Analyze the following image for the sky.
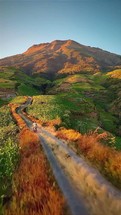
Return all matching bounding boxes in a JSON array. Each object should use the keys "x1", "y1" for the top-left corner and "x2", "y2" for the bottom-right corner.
[{"x1": 0, "y1": 0, "x2": 121, "y2": 58}]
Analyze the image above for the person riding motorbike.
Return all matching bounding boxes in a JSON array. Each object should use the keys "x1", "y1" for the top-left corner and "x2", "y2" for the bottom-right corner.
[{"x1": 32, "y1": 122, "x2": 37, "y2": 132}]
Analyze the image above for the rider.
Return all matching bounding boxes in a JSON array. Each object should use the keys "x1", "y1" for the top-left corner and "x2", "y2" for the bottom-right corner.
[{"x1": 32, "y1": 122, "x2": 37, "y2": 131}]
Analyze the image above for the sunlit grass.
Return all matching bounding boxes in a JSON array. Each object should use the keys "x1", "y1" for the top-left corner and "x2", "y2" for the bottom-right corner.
[
  {"x1": 56, "y1": 128, "x2": 121, "y2": 189},
  {"x1": 10, "y1": 96, "x2": 27, "y2": 105}
]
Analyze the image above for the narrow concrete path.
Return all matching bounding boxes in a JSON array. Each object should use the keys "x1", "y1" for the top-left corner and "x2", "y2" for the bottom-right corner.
[{"x1": 40, "y1": 135, "x2": 90, "y2": 215}]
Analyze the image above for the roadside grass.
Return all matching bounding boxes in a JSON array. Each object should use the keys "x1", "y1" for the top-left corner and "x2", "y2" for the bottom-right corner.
[
  {"x1": 0, "y1": 105, "x2": 19, "y2": 213},
  {"x1": 56, "y1": 128, "x2": 121, "y2": 189},
  {"x1": 0, "y1": 97, "x2": 30, "y2": 213}
]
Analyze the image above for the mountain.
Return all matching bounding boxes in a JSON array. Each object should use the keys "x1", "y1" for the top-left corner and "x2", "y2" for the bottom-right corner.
[
  {"x1": 0, "y1": 40, "x2": 121, "y2": 78},
  {"x1": 0, "y1": 40, "x2": 121, "y2": 141}
]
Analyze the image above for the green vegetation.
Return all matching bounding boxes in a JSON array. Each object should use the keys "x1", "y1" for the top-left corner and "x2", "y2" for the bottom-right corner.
[
  {"x1": 27, "y1": 70, "x2": 121, "y2": 150},
  {"x1": 27, "y1": 93, "x2": 97, "y2": 130},
  {"x1": 0, "y1": 65, "x2": 121, "y2": 209},
  {"x1": 0, "y1": 67, "x2": 121, "y2": 150},
  {"x1": 0, "y1": 78, "x2": 16, "y2": 89},
  {"x1": 18, "y1": 83, "x2": 39, "y2": 96},
  {"x1": 0, "y1": 66, "x2": 51, "y2": 96},
  {"x1": 0, "y1": 105, "x2": 19, "y2": 211},
  {"x1": 10, "y1": 96, "x2": 27, "y2": 104},
  {"x1": 0, "y1": 97, "x2": 31, "y2": 213},
  {"x1": 0, "y1": 98, "x2": 8, "y2": 107}
]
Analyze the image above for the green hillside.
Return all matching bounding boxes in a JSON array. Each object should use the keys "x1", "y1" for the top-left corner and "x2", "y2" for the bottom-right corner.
[
  {"x1": 0, "y1": 67, "x2": 121, "y2": 149},
  {"x1": 26, "y1": 70, "x2": 121, "y2": 150},
  {"x1": 0, "y1": 67, "x2": 51, "y2": 98}
]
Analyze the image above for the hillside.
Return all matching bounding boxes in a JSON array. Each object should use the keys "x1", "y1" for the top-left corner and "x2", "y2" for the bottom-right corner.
[
  {"x1": 0, "y1": 66, "x2": 51, "y2": 100},
  {"x1": 0, "y1": 40, "x2": 121, "y2": 78}
]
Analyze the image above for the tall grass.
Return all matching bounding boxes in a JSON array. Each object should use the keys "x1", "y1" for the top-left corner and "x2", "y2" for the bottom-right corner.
[{"x1": 56, "y1": 128, "x2": 121, "y2": 189}]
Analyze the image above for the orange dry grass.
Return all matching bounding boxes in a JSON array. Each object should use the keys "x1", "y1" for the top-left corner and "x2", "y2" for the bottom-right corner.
[
  {"x1": 42, "y1": 118, "x2": 62, "y2": 127},
  {"x1": 77, "y1": 132, "x2": 112, "y2": 163},
  {"x1": 56, "y1": 128, "x2": 81, "y2": 142},
  {"x1": 4, "y1": 125, "x2": 65, "y2": 214},
  {"x1": 56, "y1": 128, "x2": 121, "y2": 188},
  {"x1": 10, "y1": 104, "x2": 26, "y2": 129}
]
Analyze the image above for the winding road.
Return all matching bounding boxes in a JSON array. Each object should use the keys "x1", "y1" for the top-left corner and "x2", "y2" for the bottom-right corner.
[{"x1": 16, "y1": 98, "x2": 121, "y2": 215}]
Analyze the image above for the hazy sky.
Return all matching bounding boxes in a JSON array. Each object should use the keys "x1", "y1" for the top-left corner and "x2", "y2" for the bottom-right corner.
[{"x1": 0, "y1": 0, "x2": 121, "y2": 58}]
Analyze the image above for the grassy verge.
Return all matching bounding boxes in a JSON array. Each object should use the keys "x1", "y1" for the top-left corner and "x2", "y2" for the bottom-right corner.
[
  {"x1": 0, "y1": 105, "x2": 19, "y2": 214},
  {"x1": 56, "y1": 128, "x2": 121, "y2": 189},
  {"x1": 0, "y1": 96, "x2": 29, "y2": 213}
]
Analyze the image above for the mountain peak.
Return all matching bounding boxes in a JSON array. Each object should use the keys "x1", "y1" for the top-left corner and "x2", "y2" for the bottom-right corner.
[
  {"x1": 25, "y1": 40, "x2": 81, "y2": 53},
  {"x1": 0, "y1": 40, "x2": 121, "y2": 76}
]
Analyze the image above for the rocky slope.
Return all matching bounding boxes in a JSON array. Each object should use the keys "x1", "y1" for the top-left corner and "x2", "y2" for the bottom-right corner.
[{"x1": 0, "y1": 40, "x2": 121, "y2": 77}]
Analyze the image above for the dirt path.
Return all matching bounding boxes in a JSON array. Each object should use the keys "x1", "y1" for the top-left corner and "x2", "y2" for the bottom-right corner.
[{"x1": 17, "y1": 99, "x2": 121, "y2": 215}]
